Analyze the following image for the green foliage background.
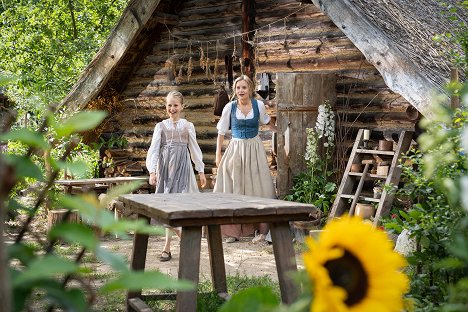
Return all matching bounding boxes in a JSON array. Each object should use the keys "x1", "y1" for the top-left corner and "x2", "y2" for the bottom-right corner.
[{"x1": 0, "y1": 0, "x2": 128, "y2": 115}]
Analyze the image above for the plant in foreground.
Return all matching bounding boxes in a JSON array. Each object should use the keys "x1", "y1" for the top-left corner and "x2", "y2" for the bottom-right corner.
[{"x1": 220, "y1": 216, "x2": 409, "y2": 312}]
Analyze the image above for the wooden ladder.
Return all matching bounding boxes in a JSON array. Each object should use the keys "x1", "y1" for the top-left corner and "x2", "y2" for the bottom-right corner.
[{"x1": 329, "y1": 129, "x2": 414, "y2": 226}]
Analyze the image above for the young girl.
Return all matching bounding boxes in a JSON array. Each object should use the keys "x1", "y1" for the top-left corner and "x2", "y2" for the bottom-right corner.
[{"x1": 146, "y1": 90, "x2": 206, "y2": 261}]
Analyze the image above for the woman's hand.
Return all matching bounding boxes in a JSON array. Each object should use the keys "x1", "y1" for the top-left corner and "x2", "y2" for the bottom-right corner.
[
  {"x1": 216, "y1": 134, "x2": 225, "y2": 167},
  {"x1": 215, "y1": 152, "x2": 222, "y2": 167},
  {"x1": 149, "y1": 172, "x2": 157, "y2": 186},
  {"x1": 199, "y1": 172, "x2": 207, "y2": 188}
]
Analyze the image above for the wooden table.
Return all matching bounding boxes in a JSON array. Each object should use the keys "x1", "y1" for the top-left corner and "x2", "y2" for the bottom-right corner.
[
  {"x1": 119, "y1": 192, "x2": 319, "y2": 312},
  {"x1": 55, "y1": 176, "x2": 150, "y2": 194}
]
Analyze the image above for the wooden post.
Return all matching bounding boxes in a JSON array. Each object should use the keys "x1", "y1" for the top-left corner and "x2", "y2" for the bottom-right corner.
[
  {"x1": 276, "y1": 73, "x2": 337, "y2": 198},
  {"x1": 241, "y1": 0, "x2": 255, "y2": 78},
  {"x1": 47, "y1": 209, "x2": 80, "y2": 232},
  {"x1": 451, "y1": 67, "x2": 460, "y2": 109}
]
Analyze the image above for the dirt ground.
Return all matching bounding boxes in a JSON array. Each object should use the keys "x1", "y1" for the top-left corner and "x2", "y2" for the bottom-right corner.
[
  {"x1": 5, "y1": 213, "x2": 305, "y2": 284},
  {"x1": 97, "y1": 232, "x2": 305, "y2": 282}
]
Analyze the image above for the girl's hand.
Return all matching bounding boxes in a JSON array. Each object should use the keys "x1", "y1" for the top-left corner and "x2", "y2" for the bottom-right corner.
[
  {"x1": 199, "y1": 172, "x2": 207, "y2": 189},
  {"x1": 149, "y1": 172, "x2": 157, "y2": 186}
]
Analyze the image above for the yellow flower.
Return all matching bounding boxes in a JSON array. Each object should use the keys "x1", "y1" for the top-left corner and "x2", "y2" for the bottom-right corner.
[{"x1": 303, "y1": 216, "x2": 409, "y2": 312}]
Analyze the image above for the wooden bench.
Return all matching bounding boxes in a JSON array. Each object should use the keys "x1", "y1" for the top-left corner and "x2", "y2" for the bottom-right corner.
[
  {"x1": 119, "y1": 192, "x2": 319, "y2": 312},
  {"x1": 54, "y1": 176, "x2": 151, "y2": 195}
]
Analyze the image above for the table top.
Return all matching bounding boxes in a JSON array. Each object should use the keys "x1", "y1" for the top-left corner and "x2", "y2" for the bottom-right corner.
[
  {"x1": 119, "y1": 192, "x2": 319, "y2": 227},
  {"x1": 55, "y1": 176, "x2": 149, "y2": 186}
]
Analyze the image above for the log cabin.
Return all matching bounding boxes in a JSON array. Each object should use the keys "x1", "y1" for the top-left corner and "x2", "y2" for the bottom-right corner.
[{"x1": 59, "y1": 0, "x2": 466, "y2": 197}]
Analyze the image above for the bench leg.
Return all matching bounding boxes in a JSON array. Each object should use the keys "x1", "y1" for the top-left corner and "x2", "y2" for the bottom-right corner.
[
  {"x1": 270, "y1": 222, "x2": 298, "y2": 304},
  {"x1": 126, "y1": 214, "x2": 150, "y2": 312},
  {"x1": 176, "y1": 226, "x2": 202, "y2": 312},
  {"x1": 207, "y1": 225, "x2": 228, "y2": 295}
]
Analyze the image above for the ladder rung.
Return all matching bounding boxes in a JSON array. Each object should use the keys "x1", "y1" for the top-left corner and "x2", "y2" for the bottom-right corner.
[
  {"x1": 356, "y1": 149, "x2": 395, "y2": 156},
  {"x1": 340, "y1": 194, "x2": 381, "y2": 203},
  {"x1": 348, "y1": 172, "x2": 388, "y2": 179}
]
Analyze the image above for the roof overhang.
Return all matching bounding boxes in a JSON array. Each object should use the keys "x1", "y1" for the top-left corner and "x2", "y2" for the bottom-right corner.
[
  {"x1": 312, "y1": 0, "x2": 450, "y2": 119},
  {"x1": 59, "y1": 0, "x2": 162, "y2": 112}
]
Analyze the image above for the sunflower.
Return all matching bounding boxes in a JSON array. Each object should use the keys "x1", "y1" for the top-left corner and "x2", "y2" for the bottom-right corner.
[{"x1": 303, "y1": 216, "x2": 409, "y2": 312}]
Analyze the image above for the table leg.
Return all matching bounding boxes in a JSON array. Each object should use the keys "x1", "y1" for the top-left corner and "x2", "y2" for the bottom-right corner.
[
  {"x1": 207, "y1": 225, "x2": 228, "y2": 295},
  {"x1": 126, "y1": 214, "x2": 150, "y2": 311},
  {"x1": 176, "y1": 226, "x2": 202, "y2": 312},
  {"x1": 270, "y1": 222, "x2": 298, "y2": 304}
]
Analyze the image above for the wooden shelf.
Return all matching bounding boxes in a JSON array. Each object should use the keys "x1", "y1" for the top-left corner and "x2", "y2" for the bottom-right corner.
[
  {"x1": 356, "y1": 149, "x2": 395, "y2": 156},
  {"x1": 340, "y1": 194, "x2": 381, "y2": 203},
  {"x1": 329, "y1": 129, "x2": 414, "y2": 226},
  {"x1": 348, "y1": 172, "x2": 388, "y2": 179}
]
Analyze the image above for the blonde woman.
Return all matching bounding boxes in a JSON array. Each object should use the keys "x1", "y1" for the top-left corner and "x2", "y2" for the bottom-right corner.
[{"x1": 214, "y1": 75, "x2": 276, "y2": 243}]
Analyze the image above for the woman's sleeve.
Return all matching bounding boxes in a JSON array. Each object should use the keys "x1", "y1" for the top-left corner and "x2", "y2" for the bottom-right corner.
[
  {"x1": 146, "y1": 123, "x2": 162, "y2": 173},
  {"x1": 257, "y1": 100, "x2": 271, "y2": 125},
  {"x1": 188, "y1": 122, "x2": 205, "y2": 173},
  {"x1": 216, "y1": 102, "x2": 233, "y2": 135}
]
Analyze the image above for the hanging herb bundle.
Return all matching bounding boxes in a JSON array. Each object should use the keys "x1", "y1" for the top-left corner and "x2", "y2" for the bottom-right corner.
[{"x1": 187, "y1": 57, "x2": 193, "y2": 82}]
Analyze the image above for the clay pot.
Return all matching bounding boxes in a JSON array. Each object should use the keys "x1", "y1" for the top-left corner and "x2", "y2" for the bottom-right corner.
[
  {"x1": 355, "y1": 203, "x2": 375, "y2": 219},
  {"x1": 350, "y1": 164, "x2": 363, "y2": 172},
  {"x1": 378, "y1": 140, "x2": 393, "y2": 151},
  {"x1": 373, "y1": 186, "x2": 383, "y2": 199}
]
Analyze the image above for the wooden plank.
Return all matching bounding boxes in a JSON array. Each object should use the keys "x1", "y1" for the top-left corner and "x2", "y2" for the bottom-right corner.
[
  {"x1": 127, "y1": 214, "x2": 150, "y2": 310},
  {"x1": 373, "y1": 131, "x2": 414, "y2": 226},
  {"x1": 128, "y1": 297, "x2": 153, "y2": 312},
  {"x1": 207, "y1": 225, "x2": 228, "y2": 294},
  {"x1": 330, "y1": 129, "x2": 364, "y2": 218},
  {"x1": 270, "y1": 221, "x2": 298, "y2": 304},
  {"x1": 276, "y1": 73, "x2": 336, "y2": 198},
  {"x1": 176, "y1": 226, "x2": 202, "y2": 312}
]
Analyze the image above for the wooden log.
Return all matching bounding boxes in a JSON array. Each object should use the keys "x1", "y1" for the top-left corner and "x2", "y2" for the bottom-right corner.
[{"x1": 47, "y1": 209, "x2": 80, "y2": 232}]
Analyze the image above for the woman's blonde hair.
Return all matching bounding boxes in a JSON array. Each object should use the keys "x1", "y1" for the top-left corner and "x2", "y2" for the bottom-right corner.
[
  {"x1": 231, "y1": 75, "x2": 255, "y2": 99},
  {"x1": 166, "y1": 90, "x2": 184, "y2": 105}
]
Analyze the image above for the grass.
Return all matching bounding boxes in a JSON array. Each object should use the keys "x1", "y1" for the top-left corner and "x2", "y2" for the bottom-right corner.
[{"x1": 90, "y1": 274, "x2": 280, "y2": 311}]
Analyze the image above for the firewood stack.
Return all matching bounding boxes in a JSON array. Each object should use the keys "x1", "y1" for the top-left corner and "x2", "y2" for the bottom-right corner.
[{"x1": 102, "y1": 148, "x2": 145, "y2": 177}]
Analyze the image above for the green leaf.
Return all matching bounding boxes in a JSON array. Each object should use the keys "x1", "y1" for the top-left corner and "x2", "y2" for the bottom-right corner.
[
  {"x1": 0, "y1": 128, "x2": 49, "y2": 149},
  {"x1": 48, "y1": 223, "x2": 98, "y2": 250},
  {"x1": 101, "y1": 218, "x2": 163, "y2": 237},
  {"x1": 44, "y1": 286, "x2": 87, "y2": 312},
  {"x1": 53, "y1": 159, "x2": 88, "y2": 178},
  {"x1": 13, "y1": 254, "x2": 78, "y2": 286},
  {"x1": 99, "y1": 181, "x2": 143, "y2": 208},
  {"x1": 100, "y1": 270, "x2": 194, "y2": 292},
  {"x1": 7, "y1": 243, "x2": 36, "y2": 265},
  {"x1": 0, "y1": 73, "x2": 18, "y2": 85},
  {"x1": 3, "y1": 154, "x2": 44, "y2": 180},
  {"x1": 56, "y1": 194, "x2": 101, "y2": 221},
  {"x1": 54, "y1": 111, "x2": 107, "y2": 137},
  {"x1": 219, "y1": 287, "x2": 280, "y2": 312},
  {"x1": 95, "y1": 247, "x2": 129, "y2": 272}
]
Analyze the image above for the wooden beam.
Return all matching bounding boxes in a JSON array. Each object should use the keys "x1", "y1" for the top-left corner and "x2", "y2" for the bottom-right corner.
[
  {"x1": 451, "y1": 67, "x2": 460, "y2": 109},
  {"x1": 59, "y1": 0, "x2": 163, "y2": 111},
  {"x1": 242, "y1": 0, "x2": 256, "y2": 78},
  {"x1": 155, "y1": 12, "x2": 179, "y2": 25},
  {"x1": 311, "y1": 0, "x2": 448, "y2": 119}
]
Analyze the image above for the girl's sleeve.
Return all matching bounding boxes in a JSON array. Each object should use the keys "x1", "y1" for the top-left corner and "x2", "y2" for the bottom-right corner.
[
  {"x1": 257, "y1": 100, "x2": 271, "y2": 125},
  {"x1": 216, "y1": 101, "x2": 233, "y2": 135},
  {"x1": 187, "y1": 122, "x2": 205, "y2": 173},
  {"x1": 146, "y1": 123, "x2": 162, "y2": 173}
]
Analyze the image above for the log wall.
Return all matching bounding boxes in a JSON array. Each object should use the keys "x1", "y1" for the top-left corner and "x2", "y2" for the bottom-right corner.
[{"x1": 98, "y1": 0, "x2": 417, "y2": 185}]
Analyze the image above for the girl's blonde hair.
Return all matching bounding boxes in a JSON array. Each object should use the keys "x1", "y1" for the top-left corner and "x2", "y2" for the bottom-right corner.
[
  {"x1": 166, "y1": 90, "x2": 184, "y2": 105},
  {"x1": 231, "y1": 75, "x2": 255, "y2": 99}
]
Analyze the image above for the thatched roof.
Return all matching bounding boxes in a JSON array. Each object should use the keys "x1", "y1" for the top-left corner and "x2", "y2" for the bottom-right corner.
[{"x1": 313, "y1": 0, "x2": 467, "y2": 118}]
